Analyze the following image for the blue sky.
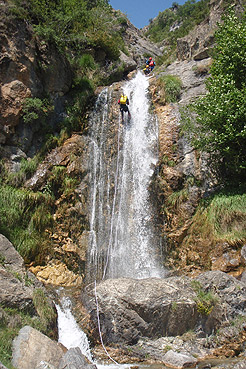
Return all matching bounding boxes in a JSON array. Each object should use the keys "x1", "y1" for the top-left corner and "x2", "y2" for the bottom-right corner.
[{"x1": 109, "y1": 0, "x2": 188, "y2": 29}]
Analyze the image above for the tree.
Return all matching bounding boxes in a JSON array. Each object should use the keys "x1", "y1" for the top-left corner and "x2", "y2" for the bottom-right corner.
[{"x1": 184, "y1": 8, "x2": 246, "y2": 181}]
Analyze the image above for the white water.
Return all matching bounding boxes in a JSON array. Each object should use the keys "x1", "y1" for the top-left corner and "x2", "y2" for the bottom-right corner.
[
  {"x1": 88, "y1": 71, "x2": 165, "y2": 281},
  {"x1": 56, "y1": 295, "x2": 93, "y2": 362},
  {"x1": 55, "y1": 72, "x2": 165, "y2": 368}
]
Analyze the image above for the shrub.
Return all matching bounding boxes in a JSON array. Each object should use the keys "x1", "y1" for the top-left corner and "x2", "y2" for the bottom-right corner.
[
  {"x1": 182, "y1": 9, "x2": 246, "y2": 180},
  {"x1": 157, "y1": 75, "x2": 182, "y2": 103},
  {"x1": 191, "y1": 280, "x2": 218, "y2": 315},
  {"x1": 22, "y1": 98, "x2": 52, "y2": 124},
  {"x1": 78, "y1": 54, "x2": 97, "y2": 70}
]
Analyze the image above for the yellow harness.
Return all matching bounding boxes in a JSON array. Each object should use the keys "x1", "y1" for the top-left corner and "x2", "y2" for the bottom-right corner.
[{"x1": 120, "y1": 95, "x2": 127, "y2": 104}]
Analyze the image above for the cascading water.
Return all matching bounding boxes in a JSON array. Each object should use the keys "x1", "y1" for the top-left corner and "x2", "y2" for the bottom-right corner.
[
  {"x1": 88, "y1": 71, "x2": 165, "y2": 281},
  {"x1": 55, "y1": 294, "x2": 93, "y2": 362}
]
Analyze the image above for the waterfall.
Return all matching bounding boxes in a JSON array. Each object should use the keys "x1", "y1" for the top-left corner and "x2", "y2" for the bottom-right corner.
[
  {"x1": 55, "y1": 295, "x2": 93, "y2": 362},
  {"x1": 88, "y1": 71, "x2": 165, "y2": 281}
]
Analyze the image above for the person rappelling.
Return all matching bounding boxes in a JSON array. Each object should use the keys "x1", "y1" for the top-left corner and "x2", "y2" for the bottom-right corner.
[{"x1": 118, "y1": 93, "x2": 131, "y2": 123}]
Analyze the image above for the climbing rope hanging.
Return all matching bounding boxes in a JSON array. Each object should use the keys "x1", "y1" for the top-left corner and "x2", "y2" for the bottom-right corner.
[{"x1": 94, "y1": 280, "x2": 119, "y2": 365}]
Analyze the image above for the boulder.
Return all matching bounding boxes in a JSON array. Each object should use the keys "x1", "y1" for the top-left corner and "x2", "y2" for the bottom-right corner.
[
  {"x1": 83, "y1": 276, "x2": 222, "y2": 345},
  {"x1": 196, "y1": 271, "x2": 246, "y2": 319},
  {"x1": 58, "y1": 347, "x2": 97, "y2": 369},
  {"x1": 0, "y1": 234, "x2": 25, "y2": 274},
  {"x1": 12, "y1": 326, "x2": 65, "y2": 369},
  {"x1": 35, "y1": 362, "x2": 56, "y2": 369},
  {"x1": 0, "y1": 234, "x2": 35, "y2": 311},
  {"x1": 119, "y1": 51, "x2": 137, "y2": 73},
  {"x1": 162, "y1": 350, "x2": 197, "y2": 368},
  {"x1": 0, "y1": 265, "x2": 34, "y2": 311}
]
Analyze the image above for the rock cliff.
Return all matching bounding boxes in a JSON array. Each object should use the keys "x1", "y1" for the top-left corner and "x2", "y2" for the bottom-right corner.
[{"x1": 1, "y1": 0, "x2": 246, "y2": 367}]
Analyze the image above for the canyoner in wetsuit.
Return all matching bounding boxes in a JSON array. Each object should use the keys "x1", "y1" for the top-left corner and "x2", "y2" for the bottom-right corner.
[{"x1": 118, "y1": 94, "x2": 131, "y2": 122}]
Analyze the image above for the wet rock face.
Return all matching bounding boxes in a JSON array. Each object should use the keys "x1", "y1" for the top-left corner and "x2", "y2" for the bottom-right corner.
[{"x1": 83, "y1": 273, "x2": 241, "y2": 345}]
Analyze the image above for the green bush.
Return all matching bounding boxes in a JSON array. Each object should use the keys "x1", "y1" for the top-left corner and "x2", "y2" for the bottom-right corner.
[
  {"x1": 157, "y1": 75, "x2": 182, "y2": 103},
  {"x1": 182, "y1": 8, "x2": 246, "y2": 180},
  {"x1": 191, "y1": 280, "x2": 218, "y2": 315},
  {"x1": 22, "y1": 98, "x2": 52, "y2": 124},
  {"x1": 78, "y1": 54, "x2": 97, "y2": 70},
  {"x1": 0, "y1": 184, "x2": 53, "y2": 263}
]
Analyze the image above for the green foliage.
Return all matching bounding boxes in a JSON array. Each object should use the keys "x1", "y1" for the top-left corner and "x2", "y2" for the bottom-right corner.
[
  {"x1": 5, "y1": 156, "x2": 39, "y2": 188},
  {"x1": 78, "y1": 54, "x2": 97, "y2": 70},
  {"x1": 182, "y1": 9, "x2": 246, "y2": 180},
  {"x1": 22, "y1": 98, "x2": 52, "y2": 124},
  {"x1": 0, "y1": 301, "x2": 55, "y2": 367},
  {"x1": 185, "y1": 186, "x2": 246, "y2": 248},
  {"x1": 157, "y1": 75, "x2": 182, "y2": 103},
  {"x1": 146, "y1": 0, "x2": 210, "y2": 48},
  {"x1": 167, "y1": 188, "x2": 189, "y2": 208},
  {"x1": 0, "y1": 325, "x2": 17, "y2": 368},
  {"x1": 0, "y1": 184, "x2": 53, "y2": 263},
  {"x1": 191, "y1": 280, "x2": 218, "y2": 315},
  {"x1": 32, "y1": 289, "x2": 56, "y2": 332}
]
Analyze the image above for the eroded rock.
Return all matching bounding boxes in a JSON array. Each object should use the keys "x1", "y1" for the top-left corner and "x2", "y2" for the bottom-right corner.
[
  {"x1": 83, "y1": 275, "x2": 224, "y2": 346},
  {"x1": 12, "y1": 326, "x2": 65, "y2": 369},
  {"x1": 162, "y1": 350, "x2": 198, "y2": 369},
  {"x1": 58, "y1": 347, "x2": 97, "y2": 369}
]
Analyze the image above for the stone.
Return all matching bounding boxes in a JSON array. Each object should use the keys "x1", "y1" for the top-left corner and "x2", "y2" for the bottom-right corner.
[
  {"x1": 0, "y1": 233, "x2": 25, "y2": 274},
  {"x1": 241, "y1": 245, "x2": 246, "y2": 264},
  {"x1": 58, "y1": 347, "x2": 97, "y2": 369},
  {"x1": 0, "y1": 264, "x2": 34, "y2": 311},
  {"x1": 12, "y1": 326, "x2": 64, "y2": 369},
  {"x1": 84, "y1": 276, "x2": 215, "y2": 345},
  {"x1": 29, "y1": 260, "x2": 82, "y2": 287},
  {"x1": 162, "y1": 350, "x2": 197, "y2": 368},
  {"x1": 119, "y1": 51, "x2": 137, "y2": 73},
  {"x1": 196, "y1": 271, "x2": 246, "y2": 319},
  {"x1": 35, "y1": 362, "x2": 56, "y2": 369}
]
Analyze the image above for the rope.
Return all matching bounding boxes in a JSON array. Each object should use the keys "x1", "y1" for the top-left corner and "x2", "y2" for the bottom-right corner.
[
  {"x1": 94, "y1": 280, "x2": 119, "y2": 365},
  {"x1": 102, "y1": 114, "x2": 122, "y2": 280}
]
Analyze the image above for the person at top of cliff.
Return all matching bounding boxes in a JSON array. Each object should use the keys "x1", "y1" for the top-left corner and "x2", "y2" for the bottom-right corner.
[
  {"x1": 148, "y1": 57, "x2": 156, "y2": 71},
  {"x1": 118, "y1": 93, "x2": 131, "y2": 122}
]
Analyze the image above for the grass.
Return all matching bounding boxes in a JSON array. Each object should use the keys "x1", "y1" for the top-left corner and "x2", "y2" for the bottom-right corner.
[
  {"x1": 32, "y1": 289, "x2": 57, "y2": 333},
  {"x1": 187, "y1": 192, "x2": 246, "y2": 246},
  {"x1": 0, "y1": 184, "x2": 54, "y2": 263},
  {"x1": 167, "y1": 188, "x2": 189, "y2": 209},
  {"x1": 0, "y1": 298, "x2": 56, "y2": 368},
  {"x1": 156, "y1": 75, "x2": 182, "y2": 104},
  {"x1": 191, "y1": 280, "x2": 218, "y2": 315}
]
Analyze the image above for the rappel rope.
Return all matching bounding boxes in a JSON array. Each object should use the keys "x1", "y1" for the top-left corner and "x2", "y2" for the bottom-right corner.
[
  {"x1": 94, "y1": 101, "x2": 124, "y2": 365},
  {"x1": 102, "y1": 113, "x2": 123, "y2": 280},
  {"x1": 94, "y1": 280, "x2": 119, "y2": 365}
]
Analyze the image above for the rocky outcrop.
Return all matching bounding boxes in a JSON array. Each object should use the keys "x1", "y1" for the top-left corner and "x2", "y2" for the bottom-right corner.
[
  {"x1": 29, "y1": 261, "x2": 83, "y2": 287},
  {"x1": 0, "y1": 1, "x2": 72, "y2": 137},
  {"x1": 82, "y1": 272, "x2": 246, "y2": 362},
  {"x1": 0, "y1": 234, "x2": 36, "y2": 311},
  {"x1": 176, "y1": 0, "x2": 245, "y2": 61},
  {"x1": 115, "y1": 14, "x2": 162, "y2": 64},
  {"x1": 12, "y1": 326, "x2": 64, "y2": 369},
  {"x1": 12, "y1": 326, "x2": 97, "y2": 369}
]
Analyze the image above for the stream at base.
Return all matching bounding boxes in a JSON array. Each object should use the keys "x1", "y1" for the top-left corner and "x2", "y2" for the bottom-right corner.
[{"x1": 55, "y1": 289, "x2": 240, "y2": 369}]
